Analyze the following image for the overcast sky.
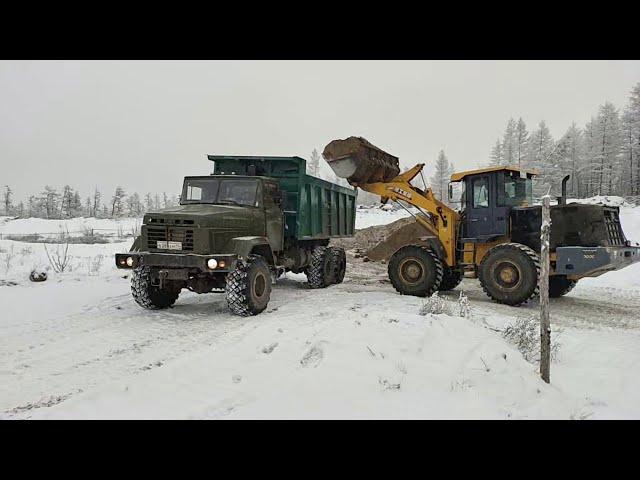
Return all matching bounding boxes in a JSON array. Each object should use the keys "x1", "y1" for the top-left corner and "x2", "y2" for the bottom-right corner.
[{"x1": 1, "y1": 60, "x2": 639, "y2": 202}]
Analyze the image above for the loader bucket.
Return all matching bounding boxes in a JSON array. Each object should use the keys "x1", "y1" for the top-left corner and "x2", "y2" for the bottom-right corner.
[{"x1": 322, "y1": 136, "x2": 400, "y2": 185}]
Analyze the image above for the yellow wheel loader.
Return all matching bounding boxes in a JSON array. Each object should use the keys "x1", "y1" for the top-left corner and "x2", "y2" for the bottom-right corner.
[{"x1": 323, "y1": 137, "x2": 640, "y2": 306}]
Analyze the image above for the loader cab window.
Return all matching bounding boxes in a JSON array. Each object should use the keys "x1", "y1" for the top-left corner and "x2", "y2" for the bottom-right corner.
[
  {"x1": 472, "y1": 177, "x2": 489, "y2": 208},
  {"x1": 498, "y1": 171, "x2": 533, "y2": 207}
]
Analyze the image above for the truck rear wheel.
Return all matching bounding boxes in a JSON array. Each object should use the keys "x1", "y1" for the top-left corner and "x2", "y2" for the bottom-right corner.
[
  {"x1": 327, "y1": 246, "x2": 347, "y2": 285},
  {"x1": 306, "y1": 246, "x2": 333, "y2": 288},
  {"x1": 549, "y1": 275, "x2": 577, "y2": 298},
  {"x1": 388, "y1": 245, "x2": 443, "y2": 297},
  {"x1": 226, "y1": 255, "x2": 272, "y2": 316},
  {"x1": 438, "y1": 268, "x2": 463, "y2": 291},
  {"x1": 478, "y1": 243, "x2": 540, "y2": 306},
  {"x1": 131, "y1": 266, "x2": 180, "y2": 310}
]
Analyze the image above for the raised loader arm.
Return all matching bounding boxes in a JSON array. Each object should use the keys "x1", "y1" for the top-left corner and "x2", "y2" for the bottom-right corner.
[{"x1": 353, "y1": 163, "x2": 459, "y2": 267}]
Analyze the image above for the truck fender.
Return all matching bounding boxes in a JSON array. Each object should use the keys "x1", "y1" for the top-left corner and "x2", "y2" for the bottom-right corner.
[{"x1": 229, "y1": 236, "x2": 275, "y2": 266}]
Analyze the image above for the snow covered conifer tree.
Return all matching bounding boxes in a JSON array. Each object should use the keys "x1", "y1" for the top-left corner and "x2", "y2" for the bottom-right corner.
[
  {"x1": 3, "y1": 185, "x2": 13, "y2": 215},
  {"x1": 489, "y1": 139, "x2": 503, "y2": 166},
  {"x1": 502, "y1": 118, "x2": 517, "y2": 166},
  {"x1": 111, "y1": 186, "x2": 126, "y2": 218},
  {"x1": 308, "y1": 148, "x2": 321, "y2": 177},
  {"x1": 92, "y1": 188, "x2": 101, "y2": 218},
  {"x1": 528, "y1": 121, "x2": 556, "y2": 197},
  {"x1": 515, "y1": 118, "x2": 530, "y2": 168},
  {"x1": 430, "y1": 150, "x2": 453, "y2": 204},
  {"x1": 621, "y1": 83, "x2": 640, "y2": 196},
  {"x1": 592, "y1": 102, "x2": 623, "y2": 196}
]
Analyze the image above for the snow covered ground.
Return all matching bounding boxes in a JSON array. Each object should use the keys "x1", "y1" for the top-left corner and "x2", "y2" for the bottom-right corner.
[{"x1": 1, "y1": 204, "x2": 639, "y2": 419}]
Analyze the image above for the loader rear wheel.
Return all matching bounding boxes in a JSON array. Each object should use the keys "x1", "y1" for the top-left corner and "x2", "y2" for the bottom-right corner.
[
  {"x1": 388, "y1": 245, "x2": 443, "y2": 297},
  {"x1": 226, "y1": 255, "x2": 272, "y2": 316},
  {"x1": 306, "y1": 246, "x2": 333, "y2": 288},
  {"x1": 438, "y1": 268, "x2": 463, "y2": 291},
  {"x1": 327, "y1": 246, "x2": 347, "y2": 285},
  {"x1": 478, "y1": 243, "x2": 540, "y2": 306},
  {"x1": 131, "y1": 266, "x2": 180, "y2": 310},
  {"x1": 549, "y1": 275, "x2": 577, "y2": 298}
]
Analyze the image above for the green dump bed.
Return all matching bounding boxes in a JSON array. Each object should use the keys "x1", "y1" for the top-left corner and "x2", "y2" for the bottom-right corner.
[{"x1": 208, "y1": 156, "x2": 357, "y2": 240}]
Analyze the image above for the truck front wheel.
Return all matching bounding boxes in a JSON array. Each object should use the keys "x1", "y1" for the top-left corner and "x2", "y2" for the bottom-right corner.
[
  {"x1": 131, "y1": 266, "x2": 180, "y2": 310},
  {"x1": 226, "y1": 255, "x2": 272, "y2": 316}
]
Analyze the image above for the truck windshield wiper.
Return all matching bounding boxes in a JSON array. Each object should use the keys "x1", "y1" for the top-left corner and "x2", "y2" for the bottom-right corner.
[{"x1": 215, "y1": 200, "x2": 245, "y2": 207}]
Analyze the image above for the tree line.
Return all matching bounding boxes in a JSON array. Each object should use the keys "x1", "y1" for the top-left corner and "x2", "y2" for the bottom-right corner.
[
  {"x1": 1, "y1": 185, "x2": 179, "y2": 219},
  {"x1": 488, "y1": 82, "x2": 640, "y2": 199}
]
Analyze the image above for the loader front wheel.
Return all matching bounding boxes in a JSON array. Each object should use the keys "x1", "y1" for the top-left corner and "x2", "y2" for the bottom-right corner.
[
  {"x1": 226, "y1": 255, "x2": 272, "y2": 316},
  {"x1": 388, "y1": 245, "x2": 443, "y2": 297},
  {"x1": 478, "y1": 243, "x2": 540, "y2": 306},
  {"x1": 438, "y1": 268, "x2": 463, "y2": 291},
  {"x1": 549, "y1": 275, "x2": 577, "y2": 298}
]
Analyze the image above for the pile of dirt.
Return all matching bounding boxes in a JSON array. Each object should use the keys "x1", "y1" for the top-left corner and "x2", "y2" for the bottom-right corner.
[{"x1": 341, "y1": 215, "x2": 430, "y2": 261}]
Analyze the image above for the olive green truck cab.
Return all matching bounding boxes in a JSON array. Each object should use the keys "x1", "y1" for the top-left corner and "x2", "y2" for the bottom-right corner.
[{"x1": 115, "y1": 156, "x2": 357, "y2": 316}]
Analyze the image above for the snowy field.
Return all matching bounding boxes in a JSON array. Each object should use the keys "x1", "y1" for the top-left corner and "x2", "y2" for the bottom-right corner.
[{"x1": 1, "y1": 202, "x2": 639, "y2": 419}]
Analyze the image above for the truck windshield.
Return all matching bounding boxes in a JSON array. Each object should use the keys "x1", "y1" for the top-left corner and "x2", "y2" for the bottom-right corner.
[
  {"x1": 499, "y1": 172, "x2": 533, "y2": 206},
  {"x1": 181, "y1": 178, "x2": 260, "y2": 207}
]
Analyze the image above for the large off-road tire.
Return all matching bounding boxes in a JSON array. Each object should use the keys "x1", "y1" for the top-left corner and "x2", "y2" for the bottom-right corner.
[
  {"x1": 226, "y1": 255, "x2": 272, "y2": 317},
  {"x1": 306, "y1": 246, "x2": 333, "y2": 289},
  {"x1": 438, "y1": 268, "x2": 463, "y2": 291},
  {"x1": 388, "y1": 245, "x2": 443, "y2": 297},
  {"x1": 326, "y1": 246, "x2": 347, "y2": 285},
  {"x1": 478, "y1": 243, "x2": 540, "y2": 306},
  {"x1": 549, "y1": 275, "x2": 577, "y2": 298},
  {"x1": 131, "y1": 266, "x2": 180, "y2": 310}
]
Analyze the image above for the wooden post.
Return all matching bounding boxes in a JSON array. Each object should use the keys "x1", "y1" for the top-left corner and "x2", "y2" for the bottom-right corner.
[{"x1": 539, "y1": 195, "x2": 551, "y2": 383}]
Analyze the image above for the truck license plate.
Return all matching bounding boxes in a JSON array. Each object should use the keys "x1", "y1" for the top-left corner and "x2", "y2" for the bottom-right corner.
[{"x1": 157, "y1": 241, "x2": 182, "y2": 250}]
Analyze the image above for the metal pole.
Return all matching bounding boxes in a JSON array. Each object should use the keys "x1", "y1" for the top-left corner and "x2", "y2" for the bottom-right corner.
[{"x1": 540, "y1": 194, "x2": 551, "y2": 383}]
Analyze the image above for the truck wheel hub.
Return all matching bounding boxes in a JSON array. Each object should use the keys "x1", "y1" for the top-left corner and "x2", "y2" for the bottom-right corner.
[{"x1": 253, "y1": 274, "x2": 266, "y2": 298}]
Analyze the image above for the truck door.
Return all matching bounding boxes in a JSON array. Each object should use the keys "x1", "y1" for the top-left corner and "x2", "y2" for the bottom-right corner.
[
  {"x1": 263, "y1": 181, "x2": 284, "y2": 253},
  {"x1": 465, "y1": 175, "x2": 493, "y2": 238}
]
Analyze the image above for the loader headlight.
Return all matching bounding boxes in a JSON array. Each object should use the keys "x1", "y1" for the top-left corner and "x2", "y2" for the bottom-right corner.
[
  {"x1": 126, "y1": 256, "x2": 134, "y2": 267},
  {"x1": 207, "y1": 258, "x2": 218, "y2": 270}
]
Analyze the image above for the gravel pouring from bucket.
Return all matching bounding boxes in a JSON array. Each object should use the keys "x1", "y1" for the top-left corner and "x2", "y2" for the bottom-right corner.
[{"x1": 322, "y1": 136, "x2": 400, "y2": 186}]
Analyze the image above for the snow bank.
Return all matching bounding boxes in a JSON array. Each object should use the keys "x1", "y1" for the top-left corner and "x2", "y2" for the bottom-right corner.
[{"x1": 26, "y1": 290, "x2": 581, "y2": 420}]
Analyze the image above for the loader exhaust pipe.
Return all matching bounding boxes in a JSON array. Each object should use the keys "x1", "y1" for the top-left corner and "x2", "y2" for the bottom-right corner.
[{"x1": 557, "y1": 175, "x2": 570, "y2": 206}]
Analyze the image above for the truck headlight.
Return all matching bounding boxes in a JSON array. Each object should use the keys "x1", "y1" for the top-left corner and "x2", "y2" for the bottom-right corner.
[
  {"x1": 207, "y1": 258, "x2": 218, "y2": 270},
  {"x1": 126, "y1": 256, "x2": 134, "y2": 267}
]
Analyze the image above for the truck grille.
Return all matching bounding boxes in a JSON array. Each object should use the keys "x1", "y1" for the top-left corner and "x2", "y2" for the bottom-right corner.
[
  {"x1": 147, "y1": 226, "x2": 194, "y2": 251},
  {"x1": 604, "y1": 208, "x2": 627, "y2": 246}
]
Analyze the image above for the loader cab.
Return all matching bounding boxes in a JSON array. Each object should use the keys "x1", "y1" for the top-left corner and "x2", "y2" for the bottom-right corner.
[{"x1": 449, "y1": 167, "x2": 535, "y2": 242}]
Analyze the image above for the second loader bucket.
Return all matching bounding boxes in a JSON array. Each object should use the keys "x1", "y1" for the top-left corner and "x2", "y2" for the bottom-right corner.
[{"x1": 322, "y1": 136, "x2": 400, "y2": 185}]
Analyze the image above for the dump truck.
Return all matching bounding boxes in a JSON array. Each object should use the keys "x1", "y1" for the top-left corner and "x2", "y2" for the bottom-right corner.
[
  {"x1": 116, "y1": 156, "x2": 357, "y2": 316},
  {"x1": 324, "y1": 136, "x2": 640, "y2": 306}
]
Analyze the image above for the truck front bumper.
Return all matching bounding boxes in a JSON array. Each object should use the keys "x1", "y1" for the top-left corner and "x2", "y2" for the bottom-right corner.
[
  {"x1": 115, "y1": 252, "x2": 238, "y2": 273},
  {"x1": 554, "y1": 245, "x2": 640, "y2": 278}
]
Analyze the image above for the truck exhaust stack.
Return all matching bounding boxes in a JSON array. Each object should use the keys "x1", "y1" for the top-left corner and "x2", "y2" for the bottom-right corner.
[{"x1": 322, "y1": 136, "x2": 400, "y2": 185}]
